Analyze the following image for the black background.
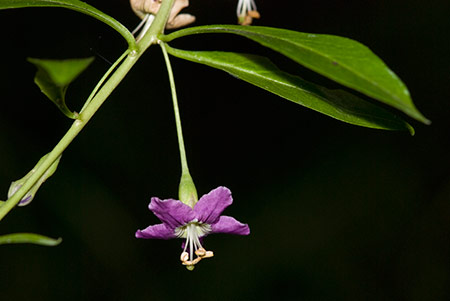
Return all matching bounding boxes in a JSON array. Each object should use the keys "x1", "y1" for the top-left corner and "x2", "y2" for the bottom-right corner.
[{"x1": 0, "y1": 0, "x2": 449, "y2": 300}]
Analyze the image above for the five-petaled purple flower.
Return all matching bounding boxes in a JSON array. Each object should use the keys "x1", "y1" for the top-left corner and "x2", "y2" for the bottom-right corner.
[{"x1": 136, "y1": 186, "x2": 250, "y2": 269}]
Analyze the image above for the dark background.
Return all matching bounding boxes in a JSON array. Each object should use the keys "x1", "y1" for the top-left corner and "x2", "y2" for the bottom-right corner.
[{"x1": 1, "y1": 0, "x2": 449, "y2": 300}]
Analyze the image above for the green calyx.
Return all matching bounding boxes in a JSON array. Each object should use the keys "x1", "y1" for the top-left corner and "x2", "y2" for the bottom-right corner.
[{"x1": 178, "y1": 172, "x2": 198, "y2": 208}]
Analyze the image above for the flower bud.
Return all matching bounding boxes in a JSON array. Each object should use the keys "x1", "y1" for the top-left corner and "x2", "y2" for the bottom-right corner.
[{"x1": 8, "y1": 154, "x2": 61, "y2": 206}]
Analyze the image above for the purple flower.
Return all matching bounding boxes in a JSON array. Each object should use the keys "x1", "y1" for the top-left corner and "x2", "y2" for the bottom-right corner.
[{"x1": 136, "y1": 186, "x2": 250, "y2": 269}]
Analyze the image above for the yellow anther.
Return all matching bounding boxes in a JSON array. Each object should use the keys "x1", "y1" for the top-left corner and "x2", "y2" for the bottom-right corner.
[
  {"x1": 192, "y1": 257, "x2": 202, "y2": 265},
  {"x1": 182, "y1": 256, "x2": 201, "y2": 266},
  {"x1": 247, "y1": 10, "x2": 260, "y2": 19},
  {"x1": 180, "y1": 251, "x2": 189, "y2": 262},
  {"x1": 195, "y1": 248, "x2": 206, "y2": 257}
]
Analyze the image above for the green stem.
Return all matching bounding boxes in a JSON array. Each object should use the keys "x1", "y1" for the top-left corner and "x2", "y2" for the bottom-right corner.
[
  {"x1": 160, "y1": 42, "x2": 190, "y2": 174},
  {"x1": 80, "y1": 50, "x2": 129, "y2": 113},
  {"x1": 0, "y1": 0, "x2": 176, "y2": 221}
]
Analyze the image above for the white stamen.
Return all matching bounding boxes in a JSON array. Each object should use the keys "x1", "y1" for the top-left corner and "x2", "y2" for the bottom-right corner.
[
  {"x1": 134, "y1": 14, "x2": 155, "y2": 42},
  {"x1": 236, "y1": 0, "x2": 259, "y2": 25},
  {"x1": 132, "y1": 13, "x2": 150, "y2": 35},
  {"x1": 236, "y1": 0, "x2": 257, "y2": 18},
  {"x1": 175, "y1": 221, "x2": 214, "y2": 269}
]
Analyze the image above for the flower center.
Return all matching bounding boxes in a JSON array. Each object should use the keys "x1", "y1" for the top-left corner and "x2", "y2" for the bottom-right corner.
[{"x1": 175, "y1": 220, "x2": 214, "y2": 270}]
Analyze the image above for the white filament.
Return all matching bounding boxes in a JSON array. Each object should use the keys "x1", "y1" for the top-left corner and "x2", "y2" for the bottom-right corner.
[
  {"x1": 236, "y1": 0, "x2": 257, "y2": 17},
  {"x1": 134, "y1": 14, "x2": 155, "y2": 42},
  {"x1": 176, "y1": 221, "x2": 211, "y2": 264}
]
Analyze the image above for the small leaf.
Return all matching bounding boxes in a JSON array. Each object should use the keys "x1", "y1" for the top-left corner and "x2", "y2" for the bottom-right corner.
[
  {"x1": 0, "y1": 0, "x2": 136, "y2": 50},
  {"x1": 164, "y1": 45, "x2": 414, "y2": 134},
  {"x1": 28, "y1": 57, "x2": 94, "y2": 118},
  {"x1": 0, "y1": 233, "x2": 62, "y2": 246},
  {"x1": 161, "y1": 25, "x2": 430, "y2": 124}
]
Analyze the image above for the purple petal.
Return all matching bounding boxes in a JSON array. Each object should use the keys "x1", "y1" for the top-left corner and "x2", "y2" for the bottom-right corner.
[
  {"x1": 194, "y1": 186, "x2": 233, "y2": 224},
  {"x1": 135, "y1": 223, "x2": 176, "y2": 240},
  {"x1": 211, "y1": 216, "x2": 250, "y2": 235},
  {"x1": 149, "y1": 197, "x2": 195, "y2": 229}
]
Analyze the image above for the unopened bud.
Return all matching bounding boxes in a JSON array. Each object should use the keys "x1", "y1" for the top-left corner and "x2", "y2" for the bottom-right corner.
[{"x1": 8, "y1": 154, "x2": 62, "y2": 206}]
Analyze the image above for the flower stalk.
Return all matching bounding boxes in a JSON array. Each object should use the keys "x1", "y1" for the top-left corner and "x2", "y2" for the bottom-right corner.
[{"x1": 160, "y1": 42, "x2": 198, "y2": 207}]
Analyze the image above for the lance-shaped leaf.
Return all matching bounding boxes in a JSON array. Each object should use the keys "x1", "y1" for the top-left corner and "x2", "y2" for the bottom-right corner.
[
  {"x1": 0, "y1": 233, "x2": 62, "y2": 246},
  {"x1": 0, "y1": 0, "x2": 136, "y2": 50},
  {"x1": 28, "y1": 57, "x2": 94, "y2": 118},
  {"x1": 161, "y1": 25, "x2": 429, "y2": 124},
  {"x1": 164, "y1": 45, "x2": 414, "y2": 134}
]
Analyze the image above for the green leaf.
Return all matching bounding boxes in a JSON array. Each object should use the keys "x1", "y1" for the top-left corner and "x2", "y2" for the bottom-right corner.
[
  {"x1": 161, "y1": 25, "x2": 430, "y2": 124},
  {"x1": 0, "y1": 0, "x2": 136, "y2": 50},
  {"x1": 0, "y1": 233, "x2": 62, "y2": 246},
  {"x1": 28, "y1": 57, "x2": 94, "y2": 118},
  {"x1": 164, "y1": 45, "x2": 414, "y2": 134}
]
